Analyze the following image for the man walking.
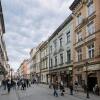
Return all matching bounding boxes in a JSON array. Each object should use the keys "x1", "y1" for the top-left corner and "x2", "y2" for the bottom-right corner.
[
  {"x1": 69, "y1": 81, "x2": 73, "y2": 95},
  {"x1": 53, "y1": 81, "x2": 58, "y2": 97},
  {"x1": 6, "y1": 78, "x2": 11, "y2": 94},
  {"x1": 60, "y1": 80, "x2": 65, "y2": 96}
]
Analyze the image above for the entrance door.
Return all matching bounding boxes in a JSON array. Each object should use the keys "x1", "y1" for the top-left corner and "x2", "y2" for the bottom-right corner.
[{"x1": 88, "y1": 77, "x2": 97, "y2": 91}]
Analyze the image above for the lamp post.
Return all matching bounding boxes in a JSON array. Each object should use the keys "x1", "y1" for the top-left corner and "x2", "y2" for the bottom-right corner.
[
  {"x1": 10, "y1": 68, "x2": 13, "y2": 80},
  {"x1": 85, "y1": 61, "x2": 89, "y2": 98}
]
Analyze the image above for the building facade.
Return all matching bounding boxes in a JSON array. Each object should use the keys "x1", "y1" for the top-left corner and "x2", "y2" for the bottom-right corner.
[
  {"x1": 0, "y1": 1, "x2": 9, "y2": 83},
  {"x1": 30, "y1": 48, "x2": 37, "y2": 80},
  {"x1": 70, "y1": 0, "x2": 100, "y2": 91},
  {"x1": 30, "y1": 42, "x2": 44, "y2": 82},
  {"x1": 17, "y1": 59, "x2": 30, "y2": 79},
  {"x1": 40, "y1": 40, "x2": 49, "y2": 84},
  {"x1": 48, "y1": 15, "x2": 73, "y2": 87}
]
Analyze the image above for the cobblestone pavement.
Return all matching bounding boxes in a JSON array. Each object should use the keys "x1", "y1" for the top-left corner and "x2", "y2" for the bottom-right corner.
[{"x1": 0, "y1": 84, "x2": 100, "y2": 100}]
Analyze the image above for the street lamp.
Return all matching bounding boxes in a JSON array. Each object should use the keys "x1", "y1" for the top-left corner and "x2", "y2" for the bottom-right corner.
[
  {"x1": 10, "y1": 68, "x2": 13, "y2": 80},
  {"x1": 85, "y1": 61, "x2": 89, "y2": 98}
]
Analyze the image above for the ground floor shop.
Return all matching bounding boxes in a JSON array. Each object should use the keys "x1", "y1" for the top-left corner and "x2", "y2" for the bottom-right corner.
[
  {"x1": 73, "y1": 63, "x2": 100, "y2": 92},
  {"x1": 41, "y1": 71, "x2": 49, "y2": 84},
  {"x1": 49, "y1": 66, "x2": 72, "y2": 87}
]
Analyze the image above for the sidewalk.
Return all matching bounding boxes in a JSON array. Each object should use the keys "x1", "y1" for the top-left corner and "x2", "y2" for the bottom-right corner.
[
  {"x1": 0, "y1": 87, "x2": 18, "y2": 100},
  {"x1": 39, "y1": 84, "x2": 100, "y2": 100}
]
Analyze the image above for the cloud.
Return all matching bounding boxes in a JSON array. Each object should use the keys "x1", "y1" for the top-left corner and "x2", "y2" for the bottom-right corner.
[{"x1": 2, "y1": 0, "x2": 74, "y2": 71}]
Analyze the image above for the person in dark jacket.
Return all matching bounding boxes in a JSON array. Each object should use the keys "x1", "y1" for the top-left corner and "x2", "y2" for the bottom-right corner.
[
  {"x1": 69, "y1": 81, "x2": 73, "y2": 95},
  {"x1": 2, "y1": 78, "x2": 7, "y2": 90},
  {"x1": 53, "y1": 81, "x2": 58, "y2": 97},
  {"x1": 6, "y1": 79, "x2": 11, "y2": 93}
]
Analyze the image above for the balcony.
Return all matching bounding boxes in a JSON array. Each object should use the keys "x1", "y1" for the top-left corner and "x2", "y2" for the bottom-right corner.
[
  {"x1": 58, "y1": 46, "x2": 64, "y2": 53},
  {"x1": 85, "y1": 33, "x2": 95, "y2": 43},
  {"x1": 74, "y1": 39, "x2": 84, "y2": 48},
  {"x1": 53, "y1": 50, "x2": 58, "y2": 56},
  {"x1": 75, "y1": 18, "x2": 88, "y2": 32}
]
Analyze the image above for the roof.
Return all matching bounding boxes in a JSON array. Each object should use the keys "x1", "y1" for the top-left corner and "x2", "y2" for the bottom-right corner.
[
  {"x1": 39, "y1": 40, "x2": 48, "y2": 50},
  {"x1": 69, "y1": 0, "x2": 82, "y2": 10},
  {"x1": 0, "y1": 0, "x2": 5, "y2": 33},
  {"x1": 48, "y1": 14, "x2": 73, "y2": 41}
]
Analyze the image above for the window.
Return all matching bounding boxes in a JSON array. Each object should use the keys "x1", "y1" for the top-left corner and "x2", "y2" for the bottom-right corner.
[
  {"x1": 50, "y1": 59, "x2": 53, "y2": 67},
  {"x1": 66, "y1": 31, "x2": 70, "y2": 43},
  {"x1": 50, "y1": 45, "x2": 52, "y2": 53},
  {"x1": 59, "y1": 37, "x2": 63, "y2": 47},
  {"x1": 87, "y1": 0, "x2": 94, "y2": 16},
  {"x1": 67, "y1": 50, "x2": 71, "y2": 63},
  {"x1": 60, "y1": 53, "x2": 63, "y2": 64},
  {"x1": 77, "y1": 31, "x2": 82, "y2": 42},
  {"x1": 77, "y1": 13, "x2": 83, "y2": 25},
  {"x1": 87, "y1": 22, "x2": 95, "y2": 35},
  {"x1": 77, "y1": 48, "x2": 82, "y2": 61},
  {"x1": 54, "y1": 40, "x2": 57, "y2": 50},
  {"x1": 88, "y1": 43, "x2": 94, "y2": 58},
  {"x1": 55, "y1": 56, "x2": 57, "y2": 66}
]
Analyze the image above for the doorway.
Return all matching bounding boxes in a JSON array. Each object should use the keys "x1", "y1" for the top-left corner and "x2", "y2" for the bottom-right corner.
[{"x1": 88, "y1": 75, "x2": 97, "y2": 92}]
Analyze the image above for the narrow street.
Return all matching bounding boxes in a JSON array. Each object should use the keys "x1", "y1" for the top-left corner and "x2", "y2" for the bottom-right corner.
[{"x1": 0, "y1": 84, "x2": 100, "y2": 100}]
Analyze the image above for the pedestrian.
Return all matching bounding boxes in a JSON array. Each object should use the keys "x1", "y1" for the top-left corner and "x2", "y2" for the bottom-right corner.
[
  {"x1": 6, "y1": 79, "x2": 11, "y2": 94},
  {"x1": 12, "y1": 80, "x2": 16, "y2": 90},
  {"x1": 49, "y1": 80, "x2": 52, "y2": 89},
  {"x1": 74, "y1": 81, "x2": 78, "y2": 92},
  {"x1": 2, "y1": 78, "x2": 7, "y2": 90},
  {"x1": 26, "y1": 79, "x2": 29, "y2": 88},
  {"x1": 21, "y1": 79, "x2": 25, "y2": 90},
  {"x1": 17, "y1": 80, "x2": 20, "y2": 89},
  {"x1": 53, "y1": 81, "x2": 58, "y2": 97},
  {"x1": 94, "y1": 84, "x2": 100, "y2": 96},
  {"x1": 60, "y1": 80, "x2": 65, "y2": 96},
  {"x1": 69, "y1": 81, "x2": 73, "y2": 95}
]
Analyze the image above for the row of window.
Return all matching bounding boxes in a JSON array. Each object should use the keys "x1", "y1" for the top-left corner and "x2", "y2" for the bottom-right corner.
[
  {"x1": 50, "y1": 42, "x2": 94, "y2": 67},
  {"x1": 41, "y1": 60, "x2": 48, "y2": 69},
  {"x1": 77, "y1": 21, "x2": 95, "y2": 42},
  {"x1": 41, "y1": 48, "x2": 48, "y2": 58},
  {"x1": 50, "y1": 50, "x2": 71, "y2": 67},
  {"x1": 50, "y1": 31, "x2": 71, "y2": 53},
  {"x1": 77, "y1": 0, "x2": 95, "y2": 25},
  {"x1": 77, "y1": 43, "x2": 94, "y2": 61}
]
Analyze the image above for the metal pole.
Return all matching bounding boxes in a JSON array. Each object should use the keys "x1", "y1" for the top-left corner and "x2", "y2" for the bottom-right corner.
[{"x1": 86, "y1": 62, "x2": 89, "y2": 98}]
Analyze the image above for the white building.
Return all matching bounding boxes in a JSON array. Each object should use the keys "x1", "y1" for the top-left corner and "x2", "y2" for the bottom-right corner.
[
  {"x1": 48, "y1": 15, "x2": 73, "y2": 87},
  {"x1": 39, "y1": 40, "x2": 49, "y2": 84}
]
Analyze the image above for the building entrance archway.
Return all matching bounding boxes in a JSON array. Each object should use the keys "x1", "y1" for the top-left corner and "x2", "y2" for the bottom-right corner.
[{"x1": 88, "y1": 73, "x2": 97, "y2": 92}]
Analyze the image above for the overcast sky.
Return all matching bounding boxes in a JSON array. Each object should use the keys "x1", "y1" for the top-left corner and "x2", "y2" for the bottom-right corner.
[{"x1": 2, "y1": 0, "x2": 74, "y2": 71}]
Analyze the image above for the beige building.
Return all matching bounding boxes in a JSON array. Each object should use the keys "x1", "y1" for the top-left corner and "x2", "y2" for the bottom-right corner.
[{"x1": 70, "y1": 0, "x2": 100, "y2": 91}]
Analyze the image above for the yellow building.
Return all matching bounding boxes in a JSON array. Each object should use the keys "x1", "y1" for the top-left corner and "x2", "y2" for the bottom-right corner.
[{"x1": 70, "y1": 0, "x2": 100, "y2": 91}]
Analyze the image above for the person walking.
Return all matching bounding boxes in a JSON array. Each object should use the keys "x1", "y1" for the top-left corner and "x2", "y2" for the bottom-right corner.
[
  {"x1": 53, "y1": 81, "x2": 58, "y2": 97},
  {"x1": 17, "y1": 80, "x2": 20, "y2": 89},
  {"x1": 2, "y1": 78, "x2": 7, "y2": 90},
  {"x1": 74, "y1": 81, "x2": 78, "y2": 92},
  {"x1": 60, "y1": 80, "x2": 64, "y2": 96},
  {"x1": 69, "y1": 81, "x2": 73, "y2": 95},
  {"x1": 6, "y1": 79, "x2": 11, "y2": 94},
  {"x1": 26, "y1": 79, "x2": 29, "y2": 88},
  {"x1": 94, "y1": 84, "x2": 100, "y2": 96}
]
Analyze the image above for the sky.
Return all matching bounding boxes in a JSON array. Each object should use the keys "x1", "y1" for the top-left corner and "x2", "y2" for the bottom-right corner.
[{"x1": 2, "y1": 0, "x2": 74, "y2": 71}]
